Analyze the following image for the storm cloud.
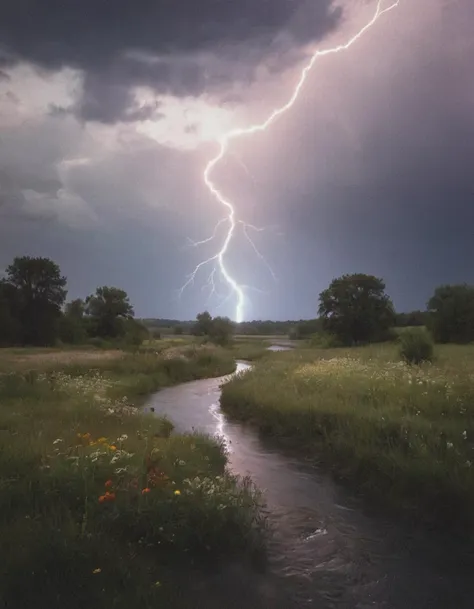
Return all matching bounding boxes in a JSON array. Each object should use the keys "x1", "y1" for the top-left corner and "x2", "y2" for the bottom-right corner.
[
  {"x1": 1, "y1": 0, "x2": 342, "y2": 121},
  {"x1": 0, "y1": 0, "x2": 473, "y2": 320}
]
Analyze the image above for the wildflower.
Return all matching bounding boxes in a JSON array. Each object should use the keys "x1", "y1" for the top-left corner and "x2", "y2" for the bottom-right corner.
[
  {"x1": 52, "y1": 438, "x2": 63, "y2": 445},
  {"x1": 97, "y1": 437, "x2": 107, "y2": 444},
  {"x1": 99, "y1": 492, "x2": 116, "y2": 503},
  {"x1": 117, "y1": 434, "x2": 128, "y2": 443},
  {"x1": 104, "y1": 479, "x2": 113, "y2": 488},
  {"x1": 92, "y1": 568, "x2": 102, "y2": 574},
  {"x1": 154, "y1": 581, "x2": 161, "y2": 588},
  {"x1": 463, "y1": 430, "x2": 468, "y2": 440},
  {"x1": 447, "y1": 442, "x2": 454, "y2": 449},
  {"x1": 142, "y1": 487, "x2": 151, "y2": 495},
  {"x1": 178, "y1": 460, "x2": 186, "y2": 466},
  {"x1": 109, "y1": 445, "x2": 117, "y2": 451},
  {"x1": 174, "y1": 490, "x2": 181, "y2": 496}
]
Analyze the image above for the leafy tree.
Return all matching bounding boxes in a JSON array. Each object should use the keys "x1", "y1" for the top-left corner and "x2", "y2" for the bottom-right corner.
[
  {"x1": 318, "y1": 273, "x2": 395, "y2": 345},
  {"x1": 85, "y1": 286, "x2": 134, "y2": 339},
  {"x1": 4, "y1": 256, "x2": 67, "y2": 345},
  {"x1": 193, "y1": 311, "x2": 213, "y2": 336},
  {"x1": 174, "y1": 325, "x2": 184, "y2": 335},
  {"x1": 0, "y1": 280, "x2": 22, "y2": 345},
  {"x1": 59, "y1": 298, "x2": 87, "y2": 344},
  {"x1": 427, "y1": 284, "x2": 474, "y2": 343},
  {"x1": 209, "y1": 316, "x2": 234, "y2": 346}
]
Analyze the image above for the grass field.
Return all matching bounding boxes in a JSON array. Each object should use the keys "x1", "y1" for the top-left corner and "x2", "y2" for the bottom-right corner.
[
  {"x1": 0, "y1": 345, "x2": 265, "y2": 608},
  {"x1": 221, "y1": 342, "x2": 474, "y2": 529}
]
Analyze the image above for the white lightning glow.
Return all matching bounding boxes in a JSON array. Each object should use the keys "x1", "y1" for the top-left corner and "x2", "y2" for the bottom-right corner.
[{"x1": 183, "y1": 0, "x2": 401, "y2": 323}]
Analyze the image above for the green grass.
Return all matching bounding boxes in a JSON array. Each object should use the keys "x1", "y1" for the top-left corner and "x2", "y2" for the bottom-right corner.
[
  {"x1": 221, "y1": 343, "x2": 474, "y2": 529},
  {"x1": 0, "y1": 347, "x2": 265, "y2": 608}
]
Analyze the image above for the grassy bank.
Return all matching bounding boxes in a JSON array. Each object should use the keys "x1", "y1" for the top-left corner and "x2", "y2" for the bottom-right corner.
[
  {"x1": 0, "y1": 347, "x2": 265, "y2": 608},
  {"x1": 221, "y1": 344, "x2": 474, "y2": 529}
]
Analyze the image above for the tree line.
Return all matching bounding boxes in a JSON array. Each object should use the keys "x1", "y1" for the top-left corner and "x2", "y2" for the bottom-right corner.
[
  {"x1": 0, "y1": 256, "x2": 147, "y2": 347},
  {"x1": 317, "y1": 273, "x2": 474, "y2": 346}
]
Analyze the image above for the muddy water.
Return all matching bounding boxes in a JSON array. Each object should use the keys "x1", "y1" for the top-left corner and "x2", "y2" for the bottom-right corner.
[{"x1": 145, "y1": 361, "x2": 474, "y2": 608}]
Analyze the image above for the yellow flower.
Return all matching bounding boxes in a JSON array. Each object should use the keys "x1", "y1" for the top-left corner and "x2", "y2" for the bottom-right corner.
[
  {"x1": 92, "y1": 568, "x2": 101, "y2": 574},
  {"x1": 97, "y1": 437, "x2": 107, "y2": 444},
  {"x1": 174, "y1": 490, "x2": 181, "y2": 496},
  {"x1": 109, "y1": 445, "x2": 117, "y2": 451}
]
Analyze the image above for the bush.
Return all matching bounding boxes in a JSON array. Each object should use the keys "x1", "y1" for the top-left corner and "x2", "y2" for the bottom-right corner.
[{"x1": 398, "y1": 328, "x2": 434, "y2": 364}]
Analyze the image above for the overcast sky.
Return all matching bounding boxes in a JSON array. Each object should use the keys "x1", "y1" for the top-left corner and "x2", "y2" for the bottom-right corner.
[{"x1": 1, "y1": 0, "x2": 472, "y2": 320}]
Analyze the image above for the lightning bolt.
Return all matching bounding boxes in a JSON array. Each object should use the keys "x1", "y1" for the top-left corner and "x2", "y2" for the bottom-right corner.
[{"x1": 183, "y1": 0, "x2": 401, "y2": 323}]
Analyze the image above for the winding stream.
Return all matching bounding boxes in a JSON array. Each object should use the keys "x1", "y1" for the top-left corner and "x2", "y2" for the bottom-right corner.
[{"x1": 145, "y1": 358, "x2": 474, "y2": 608}]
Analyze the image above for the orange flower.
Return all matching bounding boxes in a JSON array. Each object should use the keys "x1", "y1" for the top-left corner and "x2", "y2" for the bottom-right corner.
[
  {"x1": 99, "y1": 492, "x2": 115, "y2": 503},
  {"x1": 109, "y1": 445, "x2": 117, "y2": 451},
  {"x1": 141, "y1": 487, "x2": 151, "y2": 495},
  {"x1": 104, "y1": 479, "x2": 113, "y2": 489}
]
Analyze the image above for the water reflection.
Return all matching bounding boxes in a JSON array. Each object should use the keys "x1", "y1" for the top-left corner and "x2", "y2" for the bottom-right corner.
[{"x1": 145, "y1": 357, "x2": 474, "y2": 608}]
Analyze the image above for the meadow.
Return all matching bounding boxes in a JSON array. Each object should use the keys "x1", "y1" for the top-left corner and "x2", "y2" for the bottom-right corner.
[
  {"x1": 221, "y1": 342, "x2": 474, "y2": 528},
  {"x1": 0, "y1": 344, "x2": 266, "y2": 608}
]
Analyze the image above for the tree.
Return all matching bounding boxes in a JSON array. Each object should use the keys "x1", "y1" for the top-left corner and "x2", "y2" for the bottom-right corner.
[
  {"x1": 0, "y1": 280, "x2": 22, "y2": 346},
  {"x1": 85, "y1": 286, "x2": 134, "y2": 338},
  {"x1": 209, "y1": 316, "x2": 234, "y2": 346},
  {"x1": 427, "y1": 284, "x2": 474, "y2": 343},
  {"x1": 173, "y1": 325, "x2": 184, "y2": 335},
  {"x1": 5, "y1": 256, "x2": 67, "y2": 345},
  {"x1": 193, "y1": 311, "x2": 213, "y2": 336},
  {"x1": 318, "y1": 273, "x2": 395, "y2": 345},
  {"x1": 59, "y1": 298, "x2": 87, "y2": 344}
]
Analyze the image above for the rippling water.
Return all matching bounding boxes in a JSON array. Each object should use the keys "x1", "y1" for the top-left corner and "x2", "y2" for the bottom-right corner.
[{"x1": 145, "y1": 361, "x2": 474, "y2": 608}]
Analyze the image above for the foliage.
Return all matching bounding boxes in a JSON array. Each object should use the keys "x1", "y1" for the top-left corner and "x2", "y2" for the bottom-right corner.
[
  {"x1": 0, "y1": 349, "x2": 264, "y2": 608},
  {"x1": 395, "y1": 310, "x2": 429, "y2": 328},
  {"x1": 221, "y1": 344, "x2": 474, "y2": 528},
  {"x1": 173, "y1": 325, "x2": 184, "y2": 335},
  {"x1": 86, "y1": 286, "x2": 134, "y2": 339},
  {"x1": 3, "y1": 256, "x2": 67, "y2": 346},
  {"x1": 399, "y1": 327, "x2": 434, "y2": 364},
  {"x1": 208, "y1": 316, "x2": 234, "y2": 346},
  {"x1": 427, "y1": 284, "x2": 474, "y2": 344},
  {"x1": 318, "y1": 273, "x2": 395, "y2": 345},
  {"x1": 193, "y1": 310, "x2": 213, "y2": 336},
  {"x1": 288, "y1": 318, "x2": 322, "y2": 340}
]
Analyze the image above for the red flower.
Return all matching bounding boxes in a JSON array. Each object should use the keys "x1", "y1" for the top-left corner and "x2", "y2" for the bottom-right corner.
[
  {"x1": 104, "y1": 479, "x2": 113, "y2": 489},
  {"x1": 141, "y1": 487, "x2": 151, "y2": 495}
]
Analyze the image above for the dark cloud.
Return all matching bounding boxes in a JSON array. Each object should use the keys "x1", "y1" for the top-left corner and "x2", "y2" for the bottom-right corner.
[{"x1": 1, "y1": 0, "x2": 342, "y2": 122}]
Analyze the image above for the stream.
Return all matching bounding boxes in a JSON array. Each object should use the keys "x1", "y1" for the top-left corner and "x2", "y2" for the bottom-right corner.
[{"x1": 145, "y1": 358, "x2": 474, "y2": 608}]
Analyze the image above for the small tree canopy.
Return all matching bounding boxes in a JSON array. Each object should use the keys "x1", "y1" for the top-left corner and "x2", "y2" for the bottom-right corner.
[
  {"x1": 318, "y1": 273, "x2": 395, "y2": 345},
  {"x1": 209, "y1": 316, "x2": 234, "y2": 346},
  {"x1": 86, "y1": 286, "x2": 134, "y2": 338},
  {"x1": 193, "y1": 311, "x2": 213, "y2": 336},
  {"x1": 427, "y1": 284, "x2": 474, "y2": 343},
  {"x1": 4, "y1": 256, "x2": 67, "y2": 345}
]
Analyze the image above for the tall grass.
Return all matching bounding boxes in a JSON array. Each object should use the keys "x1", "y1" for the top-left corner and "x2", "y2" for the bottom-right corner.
[
  {"x1": 221, "y1": 344, "x2": 474, "y2": 528},
  {"x1": 0, "y1": 348, "x2": 265, "y2": 608}
]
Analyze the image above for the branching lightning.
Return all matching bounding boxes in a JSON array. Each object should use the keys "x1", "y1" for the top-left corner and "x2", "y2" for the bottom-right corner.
[{"x1": 182, "y1": 0, "x2": 401, "y2": 323}]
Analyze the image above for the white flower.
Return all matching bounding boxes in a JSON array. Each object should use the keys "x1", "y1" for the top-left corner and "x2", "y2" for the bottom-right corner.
[
  {"x1": 462, "y1": 430, "x2": 467, "y2": 440},
  {"x1": 447, "y1": 442, "x2": 454, "y2": 449},
  {"x1": 52, "y1": 438, "x2": 64, "y2": 445}
]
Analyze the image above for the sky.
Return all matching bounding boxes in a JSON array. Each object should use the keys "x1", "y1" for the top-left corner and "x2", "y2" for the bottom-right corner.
[{"x1": 0, "y1": 0, "x2": 473, "y2": 320}]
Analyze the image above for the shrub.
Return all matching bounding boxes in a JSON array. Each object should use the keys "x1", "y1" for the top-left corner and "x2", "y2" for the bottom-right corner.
[{"x1": 398, "y1": 327, "x2": 434, "y2": 364}]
